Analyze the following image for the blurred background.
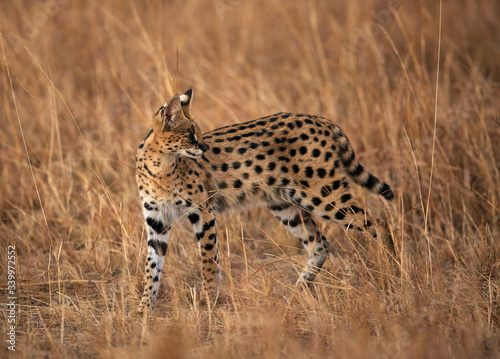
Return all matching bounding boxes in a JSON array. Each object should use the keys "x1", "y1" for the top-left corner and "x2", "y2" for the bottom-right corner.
[{"x1": 1, "y1": 0, "x2": 499, "y2": 357}]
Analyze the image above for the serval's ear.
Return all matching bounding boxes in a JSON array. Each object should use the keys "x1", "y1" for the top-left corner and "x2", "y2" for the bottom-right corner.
[
  {"x1": 180, "y1": 89, "x2": 193, "y2": 118},
  {"x1": 158, "y1": 95, "x2": 183, "y2": 130}
]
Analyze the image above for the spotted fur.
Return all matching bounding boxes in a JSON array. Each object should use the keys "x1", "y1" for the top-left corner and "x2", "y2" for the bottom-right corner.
[{"x1": 136, "y1": 89, "x2": 394, "y2": 311}]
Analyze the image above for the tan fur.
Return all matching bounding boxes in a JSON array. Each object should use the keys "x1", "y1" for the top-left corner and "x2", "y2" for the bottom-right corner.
[{"x1": 136, "y1": 90, "x2": 394, "y2": 312}]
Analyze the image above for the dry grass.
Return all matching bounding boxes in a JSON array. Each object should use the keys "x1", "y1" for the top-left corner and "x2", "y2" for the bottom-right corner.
[{"x1": 1, "y1": 0, "x2": 499, "y2": 357}]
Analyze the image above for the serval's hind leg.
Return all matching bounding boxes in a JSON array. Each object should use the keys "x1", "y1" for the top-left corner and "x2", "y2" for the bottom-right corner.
[
  {"x1": 326, "y1": 203, "x2": 393, "y2": 255},
  {"x1": 268, "y1": 203, "x2": 330, "y2": 285},
  {"x1": 310, "y1": 190, "x2": 394, "y2": 255}
]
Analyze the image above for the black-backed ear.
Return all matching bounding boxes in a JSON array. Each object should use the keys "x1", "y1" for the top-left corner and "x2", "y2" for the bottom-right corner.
[
  {"x1": 180, "y1": 89, "x2": 193, "y2": 118},
  {"x1": 160, "y1": 96, "x2": 182, "y2": 128}
]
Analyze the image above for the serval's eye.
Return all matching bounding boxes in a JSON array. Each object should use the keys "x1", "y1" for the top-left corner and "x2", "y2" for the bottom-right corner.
[{"x1": 187, "y1": 133, "x2": 196, "y2": 144}]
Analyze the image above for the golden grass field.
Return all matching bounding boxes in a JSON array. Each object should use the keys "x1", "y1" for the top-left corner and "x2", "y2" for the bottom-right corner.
[{"x1": 1, "y1": 0, "x2": 499, "y2": 357}]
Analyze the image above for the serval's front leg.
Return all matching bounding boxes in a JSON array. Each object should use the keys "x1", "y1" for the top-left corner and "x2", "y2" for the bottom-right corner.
[
  {"x1": 138, "y1": 217, "x2": 170, "y2": 313},
  {"x1": 187, "y1": 207, "x2": 220, "y2": 303}
]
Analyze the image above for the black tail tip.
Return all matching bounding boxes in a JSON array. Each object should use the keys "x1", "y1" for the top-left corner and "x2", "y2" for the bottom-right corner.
[{"x1": 379, "y1": 183, "x2": 394, "y2": 200}]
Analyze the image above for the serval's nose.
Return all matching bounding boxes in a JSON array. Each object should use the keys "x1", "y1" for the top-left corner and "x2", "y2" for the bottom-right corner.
[{"x1": 200, "y1": 143, "x2": 209, "y2": 152}]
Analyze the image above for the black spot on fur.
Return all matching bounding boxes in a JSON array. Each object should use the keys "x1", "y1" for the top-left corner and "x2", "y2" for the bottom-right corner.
[
  {"x1": 149, "y1": 239, "x2": 168, "y2": 256},
  {"x1": 267, "y1": 176, "x2": 276, "y2": 186},
  {"x1": 364, "y1": 174, "x2": 377, "y2": 189},
  {"x1": 335, "y1": 210, "x2": 346, "y2": 220},
  {"x1": 147, "y1": 217, "x2": 166, "y2": 234},
  {"x1": 188, "y1": 213, "x2": 200, "y2": 224},
  {"x1": 233, "y1": 179, "x2": 243, "y2": 188},
  {"x1": 281, "y1": 178, "x2": 290, "y2": 186},
  {"x1": 204, "y1": 243, "x2": 214, "y2": 251},
  {"x1": 350, "y1": 205, "x2": 363, "y2": 214},
  {"x1": 288, "y1": 214, "x2": 302, "y2": 227},
  {"x1": 299, "y1": 180, "x2": 309, "y2": 188},
  {"x1": 218, "y1": 181, "x2": 228, "y2": 189},
  {"x1": 144, "y1": 202, "x2": 157, "y2": 211},
  {"x1": 340, "y1": 194, "x2": 352, "y2": 203},
  {"x1": 312, "y1": 197, "x2": 322, "y2": 206},
  {"x1": 342, "y1": 151, "x2": 355, "y2": 167},
  {"x1": 379, "y1": 183, "x2": 394, "y2": 200},
  {"x1": 350, "y1": 164, "x2": 364, "y2": 176},
  {"x1": 305, "y1": 167, "x2": 314, "y2": 178},
  {"x1": 269, "y1": 203, "x2": 291, "y2": 211},
  {"x1": 320, "y1": 185, "x2": 331, "y2": 197},
  {"x1": 316, "y1": 168, "x2": 326, "y2": 178},
  {"x1": 203, "y1": 219, "x2": 216, "y2": 231}
]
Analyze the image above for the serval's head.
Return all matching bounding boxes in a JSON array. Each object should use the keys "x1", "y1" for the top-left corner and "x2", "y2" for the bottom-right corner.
[{"x1": 150, "y1": 89, "x2": 208, "y2": 159}]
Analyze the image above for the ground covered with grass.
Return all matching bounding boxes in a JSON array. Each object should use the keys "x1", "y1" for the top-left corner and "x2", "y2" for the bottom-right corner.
[{"x1": 1, "y1": 0, "x2": 499, "y2": 357}]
